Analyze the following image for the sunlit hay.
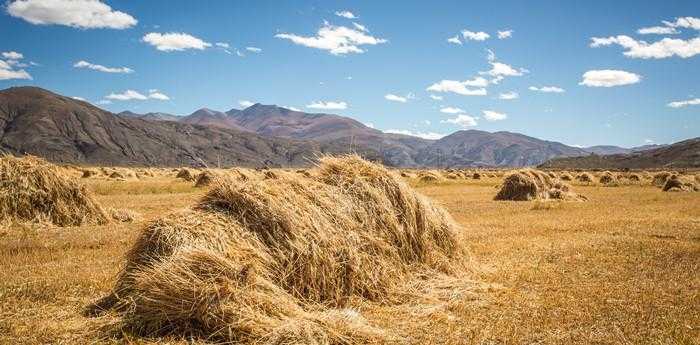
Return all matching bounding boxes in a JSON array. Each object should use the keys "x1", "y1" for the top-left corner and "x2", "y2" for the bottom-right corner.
[
  {"x1": 547, "y1": 172, "x2": 557, "y2": 178},
  {"x1": 652, "y1": 172, "x2": 671, "y2": 187},
  {"x1": 627, "y1": 173, "x2": 641, "y2": 182},
  {"x1": 695, "y1": 174, "x2": 700, "y2": 184},
  {"x1": 560, "y1": 172, "x2": 573, "y2": 181},
  {"x1": 229, "y1": 168, "x2": 251, "y2": 181},
  {"x1": 81, "y1": 169, "x2": 99, "y2": 178},
  {"x1": 0, "y1": 155, "x2": 109, "y2": 226},
  {"x1": 599, "y1": 171, "x2": 618, "y2": 186},
  {"x1": 662, "y1": 176, "x2": 698, "y2": 192},
  {"x1": 575, "y1": 172, "x2": 594, "y2": 183},
  {"x1": 262, "y1": 170, "x2": 278, "y2": 180},
  {"x1": 108, "y1": 208, "x2": 140, "y2": 223},
  {"x1": 91, "y1": 155, "x2": 465, "y2": 342},
  {"x1": 495, "y1": 169, "x2": 585, "y2": 201},
  {"x1": 176, "y1": 168, "x2": 197, "y2": 182},
  {"x1": 417, "y1": 171, "x2": 440, "y2": 183},
  {"x1": 297, "y1": 169, "x2": 312, "y2": 178},
  {"x1": 444, "y1": 172, "x2": 459, "y2": 179},
  {"x1": 472, "y1": 172, "x2": 481, "y2": 180},
  {"x1": 109, "y1": 171, "x2": 125, "y2": 179},
  {"x1": 193, "y1": 170, "x2": 218, "y2": 188}
]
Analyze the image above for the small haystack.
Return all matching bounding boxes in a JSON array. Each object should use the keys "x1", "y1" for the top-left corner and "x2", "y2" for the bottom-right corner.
[
  {"x1": 559, "y1": 172, "x2": 573, "y2": 181},
  {"x1": 472, "y1": 172, "x2": 481, "y2": 180},
  {"x1": 89, "y1": 155, "x2": 466, "y2": 343},
  {"x1": 0, "y1": 155, "x2": 109, "y2": 226},
  {"x1": 495, "y1": 169, "x2": 585, "y2": 201},
  {"x1": 599, "y1": 171, "x2": 618, "y2": 186},
  {"x1": 176, "y1": 168, "x2": 197, "y2": 181},
  {"x1": 194, "y1": 170, "x2": 218, "y2": 188},
  {"x1": 662, "y1": 176, "x2": 698, "y2": 192},
  {"x1": 296, "y1": 169, "x2": 312, "y2": 178},
  {"x1": 652, "y1": 172, "x2": 671, "y2": 187},
  {"x1": 627, "y1": 173, "x2": 641, "y2": 182},
  {"x1": 109, "y1": 171, "x2": 125, "y2": 179},
  {"x1": 81, "y1": 169, "x2": 99, "y2": 178},
  {"x1": 417, "y1": 171, "x2": 440, "y2": 183},
  {"x1": 262, "y1": 170, "x2": 278, "y2": 180}
]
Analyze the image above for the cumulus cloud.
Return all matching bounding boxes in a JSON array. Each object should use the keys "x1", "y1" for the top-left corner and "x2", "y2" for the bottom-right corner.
[
  {"x1": 637, "y1": 26, "x2": 679, "y2": 35},
  {"x1": 442, "y1": 114, "x2": 478, "y2": 127},
  {"x1": 74, "y1": 60, "x2": 133, "y2": 73},
  {"x1": 498, "y1": 91, "x2": 519, "y2": 100},
  {"x1": 483, "y1": 110, "x2": 507, "y2": 121},
  {"x1": 429, "y1": 94, "x2": 443, "y2": 101},
  {"x1": 461, "y1": 30, "x2": 490, "y2": 41},
  {"x1": 239, "y1": 100, "x2": 255, "y2": 108},
  {"x1": 591, "y1": 35, "x2": 700, "y2": 59},
  {"x1": 383, "y1": 129, "x2": 445, "y2": 140},
  {"x1": 0, "y1": 53, "x2": 31, "y2": 80},
  {"x1": 143, "y1": 32, "x2": 212, "y2": 52},
  {"x1": 106, "y1": 89, "x2": 169, "y2": 101},
  {"x1": 426, "y1": 79, "x2": 488, "y2": 96},
  {"x1": 2, "y1": 51, "x2": 23, "y2": 60},
  {"x1": 385, "y1": 93, "x2": 413, "y2": 103},
  {"x1": 663, "y1": 16, "x2": 700, "y2": 30},
  {"x1": 529, "y1": 86, "x2": 565, "y2": 93},
  {"x1": 440, "y1": 107, "x2": 464, "y2": 114},
  {"x1": 352, "y1": 23, "x2": 367, "y2": 32},
  {"x1": 335, "y1": 10, "x2": 356, "y2": 19},
  {"x1": 246, "y1": 47, "x2": 262, "y2": 53},
  {"x1": 215, "y1": 42, "x2": 230, "y2": 48},
  {"x1": 447, "y1": 35, "x2": 462, "y2": 45},
  {"x1": 7, "y1": 0, "x2": 136, "y2": 29},
  {"x1": 275, "y1": 22, "x2": 386, "y2": 55},
  {"x1": 579, "y1": 70, "x2": 641, "y2": 87},
  {"x1": 667, "y1": 97, "x2": 700, "y2": 108},
  {"x1": 306, "y1": 101, "x2": 348, "y2": 110},
  {"x1": 497, "y1": 30, "x2": 513, "y2": 39},
  {"x1": 480, "y1": 61, "x2": 527, "y2": 78}
]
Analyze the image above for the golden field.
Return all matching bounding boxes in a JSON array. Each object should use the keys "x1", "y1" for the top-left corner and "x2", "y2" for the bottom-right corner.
[{"x1": 1, "y1": 167, "x2": 699, "y2": 344}]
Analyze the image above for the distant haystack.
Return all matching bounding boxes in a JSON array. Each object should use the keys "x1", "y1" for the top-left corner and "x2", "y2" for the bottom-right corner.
[
  {"x1": 89, "y1": 155, "x2": 465, "y2": 343},
  {"x1": 599, "y1": 171, "x2": 618, "y2": 186},
  {"x1": 109, "y1": 171, "x2": 125, "y2": 179},
  {"x1": 627, "y1": 173, "x2": 641, "y2": 182},
  {"x1": 0, "y1": 155, "x2": 109, "y2": 226},
  {"x1": 495, "y1": 169, "x2": 585, "y2": 201},
  {"x1": 652, "y1": 172, "x2": 671, "y2": 187},
  {"x1": 575, "y1": 172, "x2": 594, "y2": 183},
  {"x1": 559, "y1": 172, "x2": 573, "y2": 181},
  {"x1": 472, "y1": 172, "x2": 481, "y2": 180},
  {"x1": 662, "y1": 176, "x2": 698, "y2": 192},
  {"x1": 194, "y1": 170, "x2": 218, "y2": 188},
  {"x1": 262, "y1": 170, "x2": 278, "y2": 180},
  {"x1": 417, "y1": 171, "x2": 440, "y2": 183},
  {"x1": 297, "y1": 169, "x2": 312, "y2": 178},
  {"x1": 81, "y1": 169, "x2": 99, "y2": 178},
  {"x1": 176, "y1": 168, "x2": 197, "y2": 181}
]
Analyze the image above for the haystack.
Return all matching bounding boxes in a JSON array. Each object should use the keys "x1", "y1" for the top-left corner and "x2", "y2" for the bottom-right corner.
[
  {"x1": 652, "y1": 172, "x2": 671, "y2": 187},
  {"x1": 417, "y1": 171, "x2": 440, "y2": 183},
  {"x1": 662, "y1": 176, "x2": 698, "y2": 192},
  {"x1": 627, "y1": 173, "x2": 641, "y2": 182},
  {"x1": 599, "y1": 171, "x2": 617, "y2": 186},
  {"x1": 176, "y1": 168, "x2": 197, "y2": 181},
  {"x1": 472, "y1": 172, "x2": 481, "y2": 179},
  {"x1": 81, "y1": 169, "x2": 98, "y2": 178},
  {"x1": 575, "y1": 172, "x2": 594, "y2": 183},
  {"x1": 0, "y1": 155, "x2": 109, "y2": 226},
  {"x1": 559, "y1": 172, "x2": 573, "y2": 181},
  {"x1": 495, "y1": 169, "x2": 585, "y2": 201},
  {"x1": 109, "y1": 171, "x2": 124, "y2": 179},
  {"x1": 194, "y1": 170, "x2": 218, "y2": 188},
  {"x1": 89, "y1": 155, "x2": 465, "y2": 343},
  {"x1": 296, "y1": 169, "x2": 312, "y2": 178}
]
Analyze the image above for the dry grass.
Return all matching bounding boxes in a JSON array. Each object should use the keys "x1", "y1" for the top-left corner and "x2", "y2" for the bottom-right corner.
[
  {"x1": 1, "y1": 165, "x2": 698, "y2": 344},
  {"x1": 495, "y1": 169, "x2": 585, "y2": 201}
]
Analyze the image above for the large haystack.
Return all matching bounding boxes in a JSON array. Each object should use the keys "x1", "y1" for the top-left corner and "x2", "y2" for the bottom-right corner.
[
  {"x1": 89, "y1": 155, "x2": 466, "y2": 343},
  {"x1": 495, "y1": 169, "x2": 585, "y2": 201},
  {"x1": 662, "y1": 176, "x2": 698, "y2": 192},
  {"x1": 0, "y1": 155, "x2": 109, "y2": 226},
  {"x1": 575, "y1": 172, "x2": 594, "y2": 183}
]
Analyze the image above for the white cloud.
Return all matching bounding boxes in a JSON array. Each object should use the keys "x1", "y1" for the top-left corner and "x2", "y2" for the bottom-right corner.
[
  {"x1": 245, "y1": 47, "x2": 262, "y2": 53},
  {"x1": 429, "y1": 94, "x2": 443, "y2": 101},
  {"x1": 7, "y1": 0, "x2": 136, "y2": 29},
  {"x1": 663, "y1": 16, "x2": 700, "y2": 30},
  {"x1": 426, "y1": 79, "x2": 487, "y2": 96},
  {"x1": 447, "y1": 35, "x2": 462, "y2": 45},
  {"x1": 142, "y1": 32, "x2": 211, "y2": 52},
  {"x1": 307, "y1": 101, "x2": 348, "y2": 110},
  {"x1": 96, "y1": 99, "x2": 112, "y2": 105},
  {"x1": 106, "y1": 89, "x2": 169, "y2": 101},
  {"x1": 637, "y1": 26, "x2": 679, "y2": 35},
  {"x1": 2, "y1": 51, "x2": 23, "y2": 60},
  {"x1": 579, "y1": 70, "x2": 641, "y2": 87},
  {"x1": 498, "y1": 91, "x2": 519, "y2": 100},
  {"x1": 497, "y1": 30, "x2": 513, "y2": 39},
  {"x1": 281, "y1": 105, "x2": 301, "y2": 112},
  {"x1": 483, "y1": 110, "x2": 507, "y2": 121},
  {"x1": 74, "y1": 60, "x2": 133, "y2": 73},
  {"x1": 480, "y1": 61, "x2": 527, "y2": 78},
  {"x1": 239, "y1": 100, "x2": 255, "y2": 108},
  {"x1": 364, "y1": 122, "x2": 375, "y2": 128},
  {"x1": 335, "y1": 10, "x2": 356, "y2": 19},
  {"x1": 383, "y1": 129, "x2": 445, "y2": 140},
  {"x1": 591, "y1": 35, "x2": 700, "y2": 59},
  {"x1": 215, "y1": 42, "x2": 230, "y2": 49},
  {"x1": 529, "y1": 86, "x2": 565, "y2": 93},
  {"x1": 667, "y1": 97, "x2": 700, "y2": 108},
  {"x1": 71, "y1": 96, "x2": 86, "y2": 101},
  {"x1": 275, "y1": 22, "x2": 386, "y2": 55},
  {"x1": 644, "y1": 138, "x2": 655, "y2": 144},
  {"x1": 352, "y1": 23, "x2": 367, "y2": 32},
  {"x1": 440, "y1": 107, "x2": 464, "y2": 114},
  {"x1": 0, "y1": 60, "x2": 31, "y2": 80},
  {"x1": 385, "y1": 93, "x2": 413, "y2": 103},
  {"x1": 442, "y1": 114, "x2": 478, "y2": 127},
  {"x1": 461, "y1": 30, "x2": 490, "y2": 41}
]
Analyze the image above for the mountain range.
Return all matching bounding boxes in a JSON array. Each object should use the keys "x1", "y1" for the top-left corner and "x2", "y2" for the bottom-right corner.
[{"x1": 1, "y1": 86, "x2": 695, "y2": 168}]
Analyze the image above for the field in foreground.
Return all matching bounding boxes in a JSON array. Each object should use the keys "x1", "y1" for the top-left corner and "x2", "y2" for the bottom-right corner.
[{"x1": 1, "y1": 173, "x2": 698, "y2": 344}]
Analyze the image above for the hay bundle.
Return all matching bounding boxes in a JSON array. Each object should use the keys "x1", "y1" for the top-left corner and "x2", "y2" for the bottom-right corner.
[
  {"x1": 229, "y1": 168, "x2": 251, "y2": 181},
  {"x1": 263, "y1": 170, "x2": 278, "y2": 180},
  {"x1": 652, "y1": 172, "x2": 671, "y2": 187},
  {"x1": 662, "y1": 176, "x2": 698, "y2": 192},
  {"x1": 559, "y1": 172, "x2": 573, "y2": 181},
  {"x1": 627, "y1": 173, "x2": 641, "y2": 182},
  {"x1": 599, "y1": 171, "x2": 618, "y2": 186},
  {"x1": 472, "y1": 172, "x2": 481, "y2": 179},
  {"x1": 89, "y1": 155, "x2": 464, "y2": 342},
  {"x1": 547, "y1": 172, "x2": 557, "y2": 178},
  {"x1": 296, "y1": 169, "x2": 312, "y2": 178},
  {"x1": 444, "y1": 172, "x2": 459, "y2": 179},
  {"x1": 109, "y1": 171, "x2": 124, "y2": 179},
  {"x1": 575, "y1": 172, "x2": 594, "y2": 183},
  {"x1": 81, "y1": 169, "x2": 99, "y2": 178},
  {"x1": 176, "y1": 168, "x2": 197, "y2": 181},
  {"x1": 495, "y1": 169, "x2": 585, "y2": 201},
  {"x1": 194, "y1": 170, "x2": 218, "y2": 188},
  {"x1": 417, "y1": 171, "x2": 440, "y2": 183},
  {"x1": 0, "y1": 155, "x2": 109, "y2": 226}
]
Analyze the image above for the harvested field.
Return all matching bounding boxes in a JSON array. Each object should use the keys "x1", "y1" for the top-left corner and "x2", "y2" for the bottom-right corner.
[{"x1": 1, "y1": 164, "x2": 698, "y2": 344}]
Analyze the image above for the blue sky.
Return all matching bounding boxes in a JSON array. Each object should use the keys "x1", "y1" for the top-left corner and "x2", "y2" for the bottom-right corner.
[{"x1": 0, "y1": 0, "x2": 698, "y2": 148}]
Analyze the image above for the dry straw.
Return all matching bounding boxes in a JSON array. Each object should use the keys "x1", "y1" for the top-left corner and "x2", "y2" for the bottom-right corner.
[
  {"x1": 495, "y1": 169, "x2": 586, "y2": 201},
  {"x1": 0, "y1": 155, "x2": 109, "y2": 226},
  {"x1": 89, "y1": 155, "x2": 468, "y2": 343}
]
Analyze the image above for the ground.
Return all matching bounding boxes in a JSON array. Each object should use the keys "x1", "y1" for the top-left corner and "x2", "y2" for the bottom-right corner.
[{"x1": 1, "y1": 174, "x2": 698, "y2": 344}]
